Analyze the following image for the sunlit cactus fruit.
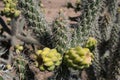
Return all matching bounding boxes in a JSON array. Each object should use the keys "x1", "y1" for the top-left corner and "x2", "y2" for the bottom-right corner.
[
  {"x1": 34, "y1": 47, "x2": 62, "y2": 71},
  {"x1": 15, "y1": 45, "x2": 23, "y2": 52},
  {"x1": 3, "y1": 7, "x2": 10, "y2": 14},
  {"x1": 14, "y1": 10, "x2": 21, "y2": 17},
  {"x1": 4, "y1": 0, "x2": 12, "y2": 3},
  {"x1": 64, "y1": 46, "x2": 94, "y2": 69},
  {"x1": 10, "y1": 8, "x2": 15, "y2": 14},
  {"x1": 55, "y1": 61, "x2": 61, "y2": 66},
  {"x1": 44, "y1": 61, "x2": 54, "y2": 67},
  {"x1": 5, "y1": 3, "x2": 10, "y2": 8},
  {"x1": 43, "y1": 57, "x2": 51, "y2": 62},
  {"x1": 6, "y1": 17, "x2": 11, "y2": 23},
  {"x1": 9, "y1": 2, "x2": 16, "y2": 8},
  {"x1": 1, "y1": 0, "x2": 21, "y2": 18},
  {"x1": 76, "y1": 0, "x2": 81, "y2": 4},
  {"x1": 6, "y1": 64, "x2": 12, "y2": 69},
  {"x1": 39, "y1": 65, "x2": 45, "y2": 71},
  {"x1": 47, "y1": 65, "x2": 55, "y2": 71},
  {"x1": 85, "y1": 37, "x2": 97, "y2": 50},
  {"x1": 34, "y1": 61, "x2": 39, "y2": 67}
]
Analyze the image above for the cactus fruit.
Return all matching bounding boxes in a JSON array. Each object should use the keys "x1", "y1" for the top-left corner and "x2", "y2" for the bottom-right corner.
[
  {"x1": 14, "y1": 10, "x2": 21, "y2": 17},
  {"x1": 85, "y1": 37, "x2": 97, "y2": 50},
  {"x1": 6, "y1": 18, "x2": 11, "y2": 24},
  {"x1": 34, "y1": 47, "x2": 62, "y2": 71},
  {"x1": 6, "y1": 64, "x2": 12, "y2": 69},
  {"x1": 64, "y1": 46, "x2": 94, "y2": 69},
  {"x1": 15, "y1": 45, "x2": 23, "y2": 52},
  {"x1": 39, "y1": 65, "x2": 45, "y2": 71},
  {"x1": 1, "y1": 0, "x2": 21, "y2": 18}
]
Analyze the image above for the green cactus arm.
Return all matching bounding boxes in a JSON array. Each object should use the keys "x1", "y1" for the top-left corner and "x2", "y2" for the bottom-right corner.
[
  {"x1": 107, "y1": 23, "x2": 120, "y2": 80},
  {"x1": 51, "y1": 13, "x2": 72, "y2": 53},
  {"x1": 18, "y1": 0, "x2": 52, "y2": 47}
]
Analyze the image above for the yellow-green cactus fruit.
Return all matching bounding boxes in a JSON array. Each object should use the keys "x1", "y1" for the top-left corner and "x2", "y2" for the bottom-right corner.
[
  {"x1": 15, "y1": 45, "x2": 23, "y2": 52},
  {"x1": 6, "y1": 18, "x2": 11, "y2": 23},
  {"x1": 76, "y1": 0, "x2": 81, "y2": 4},
  {"x1": 47, "y1": 65, "x2": 55, "y2": 71},
  {"x1": 64, "y1": 46, "x2": 94, "y2": 69},
  {"x1": 46, "y1": 49, "x2": 58, "y2": 59},
  {"x1": 66, "y1": 59, "x2": 74, "y2": 67},
  {"x1": 5, "y1": 3, "x2": 10, "y2": 8},
  {"x1": 1, "y1": 0, "x2": 21, "y2": 18},
  {"x1": 44, "y1": 61, "x2": 54, "y2": 67},
  {"x1": 55, "y1": 61, "x2": 61, "y2": 66},
  {"x1": 39, "y1": 65, "x2": 45, "y2": 71},
  {"x1": 14, "y1": 10, "x2": 21, "y2": 17},
  {"x1": 35, "y1": 47, "x2": 62, "y2": 71},
  {"x1": 43, "y1": 47, "x2": 51, "y2": 51},
  {"x1": 85, "y1": 37, "x2": 97, "y2": 50},
  {"x1": 55, "y1": 52, "x2": 62, "y2": 60},
  {"x1": 9, "y1": 2, "x2": 16, "y2": 8},
  {"x1": 10, "y1": 8, "x2": 15, "y2": 14},
  {"x1": 64, "y1": 54, "x2": 69, "y2": 62},
  {"x1": 3, "y1": 7, "x2": 10, "y2": 14},
  {"x1": 74, "y1": 56, "x2": 83, "y2": 63},
  {"x1": 5, "y1": 0, "x2": 12, "y2": 3},
  {"x1": 76, "y1": 47, "x2": 86, "y2": 56},
  {"x1": 6, "y1": 64, "x2": 12, "y2": 69},
  {"x1": 51, "y1": 56, "x2": 58, "y2": 62},
  {"x1": 43, "y1": 57, "x2": 51, "y2": 63},
  {"x1": 36, "y1": 50, "x2": 42, "y2": 56},
  {"x1": 41, "y1": 47, "x2": 50, "y2": 56},
  {"x1": 67, "y1": 48, "x2": 77, "y2": 59},
  {"x1": 34, "y1": 61, "x2": 39, "y2": 67},
  {"x1": 81, "y1": 48, "x2": 94, "y2": 65}
]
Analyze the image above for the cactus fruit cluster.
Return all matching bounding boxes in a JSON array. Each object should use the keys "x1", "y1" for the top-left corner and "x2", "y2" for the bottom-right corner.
[
  {"x1": 34, "y1": 47, "x2": 62, "y2": 71},
  {"x1": 85, "y1": 37, "x2": 97, "y2": 50},
  {"x1": 64, "y1": 46, "x2": 94, "y2": 69},
  {"x1": 1, "y1": 0, "x2": 21, "y2": 18},
  {"x1": 15, "y1": 45, "x2": 23, "y2": 52}
]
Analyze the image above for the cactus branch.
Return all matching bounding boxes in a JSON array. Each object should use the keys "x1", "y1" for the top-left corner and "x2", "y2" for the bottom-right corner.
[
  {"x1": 16, "y1": 34, "x2": 44, "y2": 47},
  {"x1": 0, "y1": 17, "x2": 11, "y2": 35}
]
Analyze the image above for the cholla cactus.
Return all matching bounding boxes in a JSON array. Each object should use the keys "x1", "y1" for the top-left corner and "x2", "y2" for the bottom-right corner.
[
  {"x1": 51, "y1": 11, "x2": 71, "y2": 53},
  {"x1": 83, "y1": 0, "x2": 120, "y2": 80},
  {"x1": 18, "y1": 0, "x2": 51, "y2": 46},
  {"x1": 0, "y1": 0, "x2": 120, "y2": 80}
]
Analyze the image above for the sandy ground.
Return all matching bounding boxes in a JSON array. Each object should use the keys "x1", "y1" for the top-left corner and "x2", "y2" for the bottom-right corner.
[{"x1": 41, "y1": 0, "x2": 81, "y2": 22}]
